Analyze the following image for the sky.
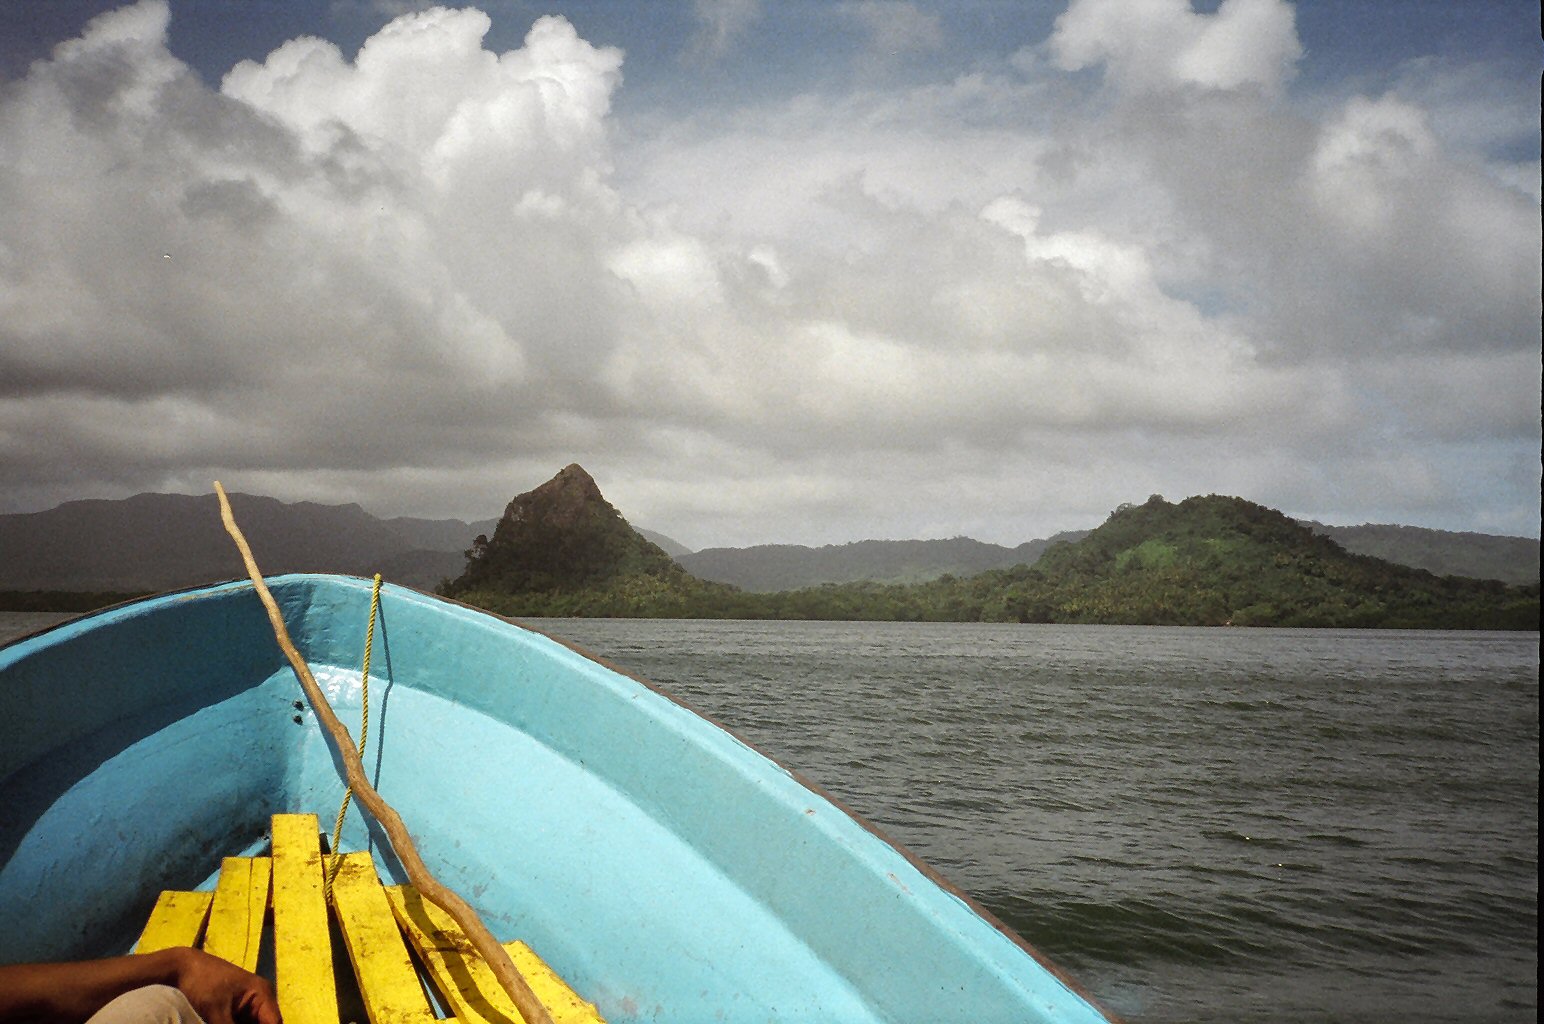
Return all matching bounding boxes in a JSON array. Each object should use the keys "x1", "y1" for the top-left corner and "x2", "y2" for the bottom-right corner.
[{"x1": 0, "y1": 0, "x2": 1538, "y2": 550}]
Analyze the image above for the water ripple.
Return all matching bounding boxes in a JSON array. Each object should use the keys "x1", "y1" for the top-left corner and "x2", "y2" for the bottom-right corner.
[{"x1": 529, "y1": 619, "x2": 1540, "y2": 1024}]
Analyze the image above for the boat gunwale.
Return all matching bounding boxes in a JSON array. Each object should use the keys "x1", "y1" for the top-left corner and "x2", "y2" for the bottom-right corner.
[
  {"x1": 0, "y1": 578, "x2": 262, "y2": 653},
  {"x1": 1, "y1": 573, "x2": 1122, "y2": 1023}
]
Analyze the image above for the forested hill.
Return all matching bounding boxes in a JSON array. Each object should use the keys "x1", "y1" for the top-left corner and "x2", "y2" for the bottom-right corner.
[
  {"x1": 439, "y1": 464, "x2": 732, "y2": 615},
  {"x1": 5, "y1": 474, "x2": 1534, "y2": 627},
  {"x1": 887, "y1": 495, "x2": 1538, "y2": 629},
  {"x1": 673, "y1": 522, "x2": 1533, "y2": 590},
  {"x1": 438, "y1": 478, "x2": 1536, "y2": 628}
]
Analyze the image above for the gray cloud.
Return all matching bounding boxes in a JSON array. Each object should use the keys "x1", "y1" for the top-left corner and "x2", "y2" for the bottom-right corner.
[
  {"x1": 837, "y1": 1, "x2": 944, "y2": 59},
  {"x1": 0, "y1": 0, "x2": 1537, "y2": 547},
  {"x1": 1050, "y1": 0, "x2": 1302, "y2": 95},
  {"x1": 685, "y1": 0, "x2": 761, "y2": 63}
]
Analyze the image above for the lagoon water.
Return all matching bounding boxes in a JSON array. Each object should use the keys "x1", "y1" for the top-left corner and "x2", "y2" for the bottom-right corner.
[
  {"x1": 4, "y1": 612, "x2": 1537, "y2": 1021},
  {"x1": 525, "y1": 619, "x2": 1539, "y2": 1024}
]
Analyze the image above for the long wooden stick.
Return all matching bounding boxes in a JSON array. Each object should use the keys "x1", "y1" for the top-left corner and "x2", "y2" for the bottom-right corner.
[{"x1": 214, "y1": 482, "x2": 556, "y2": 1024}]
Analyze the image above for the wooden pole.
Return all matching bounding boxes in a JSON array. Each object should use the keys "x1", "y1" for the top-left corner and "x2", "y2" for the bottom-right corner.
[{"x1": 214, "y1": 482, "x2": 556, "y2": 1024}]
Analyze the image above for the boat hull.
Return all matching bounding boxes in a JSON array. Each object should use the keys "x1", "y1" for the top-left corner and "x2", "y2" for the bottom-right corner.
[{"x1": 1, "y1": 575, "x2": 1112, "y2": 1023}]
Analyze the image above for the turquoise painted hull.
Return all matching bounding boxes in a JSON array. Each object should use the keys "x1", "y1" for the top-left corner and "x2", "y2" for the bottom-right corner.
[{"x1": 1, "y1": 575, "x2": 1114, "y2": 1023}]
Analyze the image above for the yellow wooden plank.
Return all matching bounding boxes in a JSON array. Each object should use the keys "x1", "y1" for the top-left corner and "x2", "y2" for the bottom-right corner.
[
  {"x1": 135, "y1": 890, "x2": 214, "y2": 953},
  {"x1": 202, "y1": 856, "x2": 272, "y2": 972},
  {"x1": 271, "y1": 813, "x2": 338, "y2": 1024},
  {"x1": 384, "y1": 885, "x2": 607, "y2": 1024},
  {"x1": 330, "y1": 853, "x2": 437, "y2": 1024},
  {"x1": 496, "y1": 942, "x2": 607, "y2": 1024}
]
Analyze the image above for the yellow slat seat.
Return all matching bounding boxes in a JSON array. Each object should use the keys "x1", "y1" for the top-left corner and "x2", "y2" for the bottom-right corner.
[
  {"x1": 134, "y1": 814, "x2": 605, "y2": 1024},
  {"x1": 135, "y1": 890, "x2": 213, "y2": 953},
  {"x1": 330, "y1": 852, "x2": 438, "y2": 1024},
  {"x1": 202, "y1": 856, "x2": 272, "y2": 972},
  {"x1": 270, "y1": 813, "x2": 339, "y2": 1024},
  {"x1": 385, "y1": 885, "x2": 605, "y2": 1024}
]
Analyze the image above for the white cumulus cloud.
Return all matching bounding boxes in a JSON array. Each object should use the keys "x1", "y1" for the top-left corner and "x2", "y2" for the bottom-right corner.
[
  {"x1": 0, "y1": 0, "x2": 1536, "y2": 546},
  {"x1": 1051, "y1": 0, "x2": 1302, "y2": 94}
]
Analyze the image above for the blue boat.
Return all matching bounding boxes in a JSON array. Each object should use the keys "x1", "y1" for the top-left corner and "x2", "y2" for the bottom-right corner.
[{"x1": 1, "y1": 574, "x2": 1117, "y2": 1023}]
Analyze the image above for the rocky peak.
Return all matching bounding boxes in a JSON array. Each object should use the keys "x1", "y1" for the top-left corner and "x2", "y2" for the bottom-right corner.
[
  {"x1": 506, "y1": 464, "x2": 606, "y2": 530},
  {"x1": 442, "y1": 465, "x2": 676, "y2": 597}
]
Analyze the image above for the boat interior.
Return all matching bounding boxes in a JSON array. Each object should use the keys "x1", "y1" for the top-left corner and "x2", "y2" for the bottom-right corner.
[{"x1": 1, "y1": 575, "x2": 1111, "y2": 1024}]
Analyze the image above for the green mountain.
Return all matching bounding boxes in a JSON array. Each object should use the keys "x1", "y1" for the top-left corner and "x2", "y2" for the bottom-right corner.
[
  {"x1": 440, "y1": 478, "x2": 1536, "y2": 629},
  {"x1": 677, "y1": 521, "x2": 1534, "y2": 590},
  {"x1": 899, "y1": 495, "x2": 1538, "y2": 629},
  {"x1": 6, "y1": 477, "x2": 1531, "y2": 617},
  {"x1": 24, "y1": 473, "x2": 1519, "y2": 627},
  {"x1": 439, "y1": 465, "x2": 732, "y2": 616}
]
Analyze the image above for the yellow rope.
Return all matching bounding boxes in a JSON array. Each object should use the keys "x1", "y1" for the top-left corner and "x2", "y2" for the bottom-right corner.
[{"x1": 324, "y1": 572, "x2": 382, "y2": 903}]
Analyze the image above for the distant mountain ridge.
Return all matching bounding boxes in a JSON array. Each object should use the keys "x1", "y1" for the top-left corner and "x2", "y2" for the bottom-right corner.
[
  {"x1": 636, "y1": 528, "x2": 693, "y2": 558},
  {"x1": 675, "y1": 523, "x2": 1538, "y2": 590},
  {"x1": 1, "y1": 482, "x2": 1536, "y2": 598},
  {"x1": 1305, "y1": 522, "x2": 1538, "y2": 586},
  {"x1": 431, "y1": 480, "x2": 1537, "y2": 629},
  {"x1": 677, "y1": 533, "x2": 1091, "y2": 592},
  {"x1": 0, "y1": 491, "x2": 496, "y2": 592}
]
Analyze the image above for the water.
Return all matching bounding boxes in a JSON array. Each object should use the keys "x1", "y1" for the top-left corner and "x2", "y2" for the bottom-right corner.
[
  {"x1": 5, "y1": 613, "x2": 1536, "y2": 1021},
  {"x1": 522, "y1": 620, "x2": 1539, "y2": 1024},
  {"x1": 0, "y1": 611, "x2": 77, "y2": 642}
]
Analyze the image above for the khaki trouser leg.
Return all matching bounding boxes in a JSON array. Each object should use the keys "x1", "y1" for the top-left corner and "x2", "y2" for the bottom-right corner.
[{"x1": 85, "y1": 985, "x2": 205, "y2": 1024}]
